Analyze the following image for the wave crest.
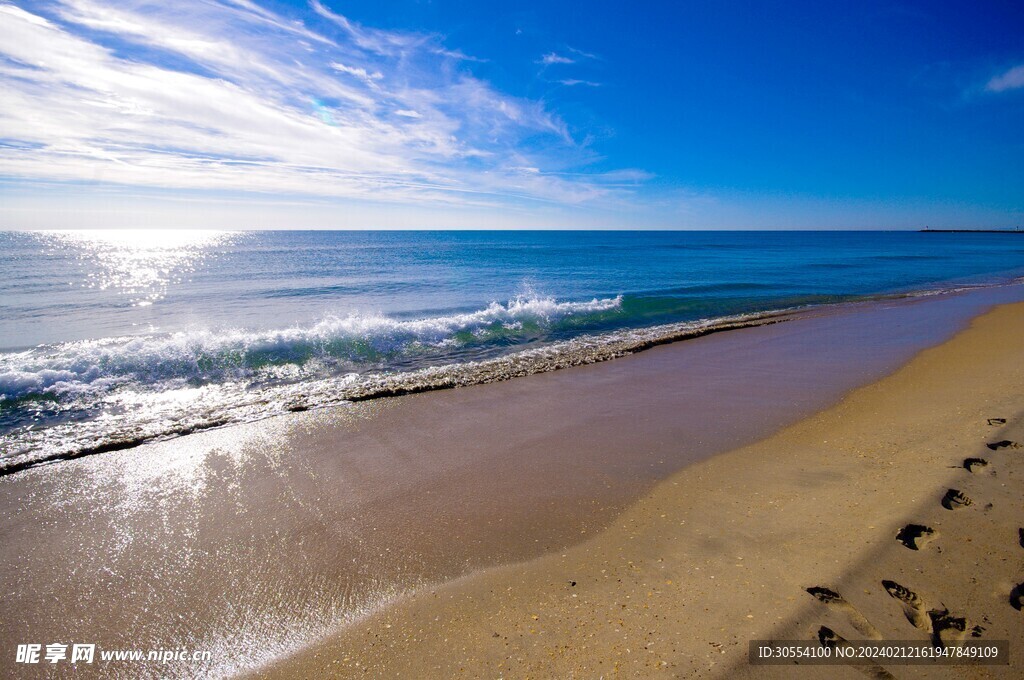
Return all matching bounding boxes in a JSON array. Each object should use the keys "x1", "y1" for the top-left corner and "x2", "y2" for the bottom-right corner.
[{"x1": 0, "y1": 294, "x2": 623, "y2": 403}]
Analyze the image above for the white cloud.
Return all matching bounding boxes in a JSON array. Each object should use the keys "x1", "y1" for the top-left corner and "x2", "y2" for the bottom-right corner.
[
  {"x1": 559, "y1": 79, "x2": 601, "y2": 87},
  {"x1": 0, "y1": 0, "x2": 644, "y2": 212},
  {"x1": 309, "y1": 0, "x2": 430, "y2": 57},
  {"x1": 986, "y1": 64, "x2": 1024, "y2": 93},
  {"x1": 565, "y1": 46, "x2": 599, "y2": 60},
  {"x1": 434, "y1": 47, "x2": 487, "y2": 63},
  {"x1": 538, "y1": 52, "x2": 575, "y2": 65},
  {"x1": 329, "y1": 61, "x2": 384, "y2": 86}
]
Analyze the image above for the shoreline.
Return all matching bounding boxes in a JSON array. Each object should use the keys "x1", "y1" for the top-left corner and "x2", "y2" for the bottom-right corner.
[
  {"x1": 0, "y1": 310, "x2": 790, "y2": 477},
  {"x1": 2, "y1": 287, "x2": 1022, "y2": 679},
  {"x1": 259, "y1": 301, "x2": 1024, "y2": 678},
  {"x1": 6, "y1": 276, "x2": 1022, "y2": 477}
]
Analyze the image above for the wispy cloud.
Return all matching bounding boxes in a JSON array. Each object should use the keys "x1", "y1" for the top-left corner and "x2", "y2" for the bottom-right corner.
[
  {"x1": 0, "y1": 0, "x2": 642, "y2": 211},
  {"x1": 538, "y1": 46, "x2": 599, "y2": 67},
  {"x1": 434, "y1": 47, "x2": 487, "y2": 63},
  {"x1": 986, "y1": 64, "x2": 1024, "y2": 92},
  {"x1": 329, "y1": 61, "x2": 384, "y2": 87},
  {"x1": 537, "y1": 45, "x2": 602, "y2": 86},
  {"x1": 538, "y1": 52, "x2": 575, "y2": 65},
  {"x1": 565, "y1": 45, "x2": 599, "y2": 61}
]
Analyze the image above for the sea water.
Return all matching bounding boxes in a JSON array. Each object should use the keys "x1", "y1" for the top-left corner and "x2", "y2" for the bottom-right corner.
[{"x1": 2, "y1": 229, "x2": 1022, "y2": 470}]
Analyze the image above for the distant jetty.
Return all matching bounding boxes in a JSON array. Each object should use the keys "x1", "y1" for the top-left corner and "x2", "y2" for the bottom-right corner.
[{"x1": 920, "y1": 227, "x2": 1022, "y2": 233}]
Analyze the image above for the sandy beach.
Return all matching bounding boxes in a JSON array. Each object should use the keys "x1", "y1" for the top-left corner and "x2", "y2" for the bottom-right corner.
[
  {"x1": 2, "y1": 289, "x2": 1022, "y2": 679},
  {"x1": 260, "y1": 301, "x2": 1024, "y2": 679}
]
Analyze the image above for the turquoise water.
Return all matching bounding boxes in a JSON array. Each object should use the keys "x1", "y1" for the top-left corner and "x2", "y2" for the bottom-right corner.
[{"x1": 1, "y1": 229, "x2": 1023, "y2": 468}]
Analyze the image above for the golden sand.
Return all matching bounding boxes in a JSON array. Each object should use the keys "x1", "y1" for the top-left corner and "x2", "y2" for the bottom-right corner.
[{"x1": 262, "y1": 303, "x2": 1024, "y2": 679}]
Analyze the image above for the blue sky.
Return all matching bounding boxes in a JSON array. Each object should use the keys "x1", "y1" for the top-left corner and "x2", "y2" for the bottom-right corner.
[{"x1": 0, "y1": 0, "x2": 1021, "y2": 229}]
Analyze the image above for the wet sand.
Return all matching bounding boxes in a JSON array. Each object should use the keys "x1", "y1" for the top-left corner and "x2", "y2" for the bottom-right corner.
[
  {"x1": 1, "y1": 286, "x2": 1022, "y2": 678},
  {"x1": 263, "y1": 300, "x2": 1024, "y2": 679}
]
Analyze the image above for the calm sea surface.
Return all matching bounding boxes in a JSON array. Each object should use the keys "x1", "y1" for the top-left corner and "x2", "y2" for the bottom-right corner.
[{"x1": 2, "y1": 230, "x2": 1023, "y2": 468}]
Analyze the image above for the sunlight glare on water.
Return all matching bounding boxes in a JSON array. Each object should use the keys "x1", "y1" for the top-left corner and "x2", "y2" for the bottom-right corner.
[{"x1": 35, "y1": 229, "x2": 238, "y2": 306}]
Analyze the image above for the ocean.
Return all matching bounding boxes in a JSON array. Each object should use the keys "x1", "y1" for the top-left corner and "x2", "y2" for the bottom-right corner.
[{"x1": 2, "y1": 229, "x2": 1023, "y2": 472}]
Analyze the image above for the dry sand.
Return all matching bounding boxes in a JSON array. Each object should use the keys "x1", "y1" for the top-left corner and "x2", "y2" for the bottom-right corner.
[{"x1": 261, "y1": 302, "x2": 1024, "y2": 679}]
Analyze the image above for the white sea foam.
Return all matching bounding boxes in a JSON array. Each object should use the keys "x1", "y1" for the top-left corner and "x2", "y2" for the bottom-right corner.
[
  {"x1": 0, "y1": 294, "x2": 623, "y2": 401},
  {"x1": 4, "y1": 278, "x2": 1013, "y2": 473},
  {"x1": 0, "y1": 305, "x2": 783, "y2": 475}
]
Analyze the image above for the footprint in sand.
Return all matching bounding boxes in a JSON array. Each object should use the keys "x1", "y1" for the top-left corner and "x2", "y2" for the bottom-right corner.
[
  {"x1": 986, "y1": 440, "x2": 1020, "y2": 451},
  {"x1": 882, "y1": 580, "x2": 932, "y2": 632},
  {"x1": 806, "y1": 587, "x2": 883, "y2": 639},
  {"x1": 941, "y1": 488, "x2": 973, "y2": 510},
  {"x1": 808, "y1": 582, "x2": 985, "y2": 679},
  {"x1": 817, "y1": 627, "x2": 896, "y2": 680},
  {"x1": 928, "y1": 607, "x2": 984, "y2": 648},
  {"x1": 895, "y1": 524, "x2": 938, "y2": 550},
  {"x1": 963, "y1": 457, "x2": 989, "y2": 473},
  {"x1": 880, "y1": 580, "x2": 983, "y2": 647},
  {"x1": 1011, "y1": 584, "x2": 1024, "y2": 612}
]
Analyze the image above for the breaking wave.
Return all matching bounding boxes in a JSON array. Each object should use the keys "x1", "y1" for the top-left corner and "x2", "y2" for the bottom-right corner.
[
  {"x1": 3, "y1": 277, "x2": 1019, "y2": 476},
  {"x1": 1, "y1": 294, "x2": 623, "y2": 401},
  {"x1": 1, "y1": 294, "x2": 637, "y2": 472}
]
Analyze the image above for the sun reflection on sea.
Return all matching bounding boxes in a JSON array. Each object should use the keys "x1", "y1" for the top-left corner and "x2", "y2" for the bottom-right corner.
[{"x1": 35, "y1": 229, "x2": 239, "y2": 306}]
